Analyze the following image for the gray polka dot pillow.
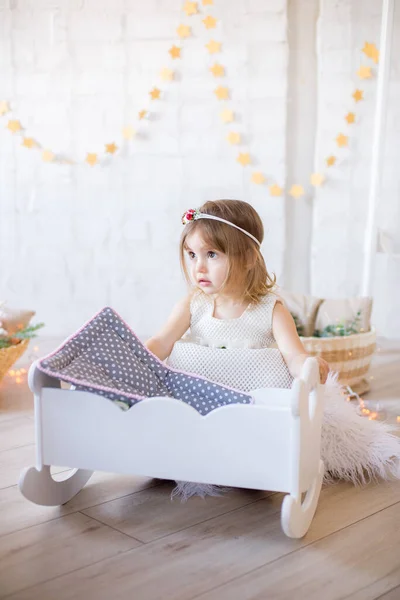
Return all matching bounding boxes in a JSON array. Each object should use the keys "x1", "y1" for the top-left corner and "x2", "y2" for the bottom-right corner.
[{"x1": 38, "y1": 307, "x2": 252, "y2": 415}]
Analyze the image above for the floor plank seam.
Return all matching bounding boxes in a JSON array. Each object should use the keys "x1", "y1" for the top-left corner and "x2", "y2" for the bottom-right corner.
[
  {"x1": 76, "y1": 510, "x2": 145, "y2": 544},
  {"x1": 0, "y1": 484, "x2": 266, "y2": 539},
  {"x1": 0, "y1": 468, "x2": 71, "y2": 493},
  {"x1": 80, "y1": 494, "x2": 274, "y2": 544},
  {"x1": 187, "y1": 498, "x2": 400, "y2": 600},
  {"x1": 0, "y1": 511, "x2": 72, "y2": 539},
  {"x1": 374, "y1": 583, "x2": 400, "y2": 600},
  {"x1": 1, "y1": 496, "x2": 279, "y2": 598},
  {"x1": 0, "y1": 484, "x2": 163, "y2": 539},
  {"x1": 74, "y1": 479, "x2": 163, "y2": 511},
  {"x1": 1, "y1": 467, "x2": 79, "y2": 493},
  {"x1": 1, "y1": 544, "x2": 143, "y2": 600},
  {"x1": 0, "y1": 483, "x2": 31, "y2": 492},
  {"x1": 0, "y1": 443, "x2": 35, "y2": 455},
  {"x1": 0, "y1": 443, "x2": 36, "y2": 453},
  {"x1": 141, "y1": 494, "x2": 279, "y2": 544},
  {"x1": 0, "y1": 504, "x2": 145, "y2": 542},
  {"x1": 0, "y1": 487, "x2": 159, "y2": 539},
  {"x1": 342, "y1": 578, "x2": 400, "y2": 600}
]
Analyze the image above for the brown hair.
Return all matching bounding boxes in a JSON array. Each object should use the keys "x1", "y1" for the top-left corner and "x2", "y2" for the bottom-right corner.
[{"x1": 180, "y1": 199, "x2": 276, "y2": 304}]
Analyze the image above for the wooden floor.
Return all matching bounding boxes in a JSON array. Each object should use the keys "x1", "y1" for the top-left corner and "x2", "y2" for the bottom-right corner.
[{"x1": 1, "y1": 339, "x2": 400, "y2": 600}]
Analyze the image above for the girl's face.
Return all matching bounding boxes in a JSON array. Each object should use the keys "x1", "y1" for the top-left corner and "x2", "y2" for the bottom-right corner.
[{"x1": 185, "y1": 230, "x2": 229, "y2": 295}]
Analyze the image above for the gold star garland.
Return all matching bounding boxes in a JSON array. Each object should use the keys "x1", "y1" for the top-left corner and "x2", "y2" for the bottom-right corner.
[
  {"x1": 0, "y1": 0, "x2": 378, "y2": 189},
  {"x1": 183, "y1": 2, "x2": 198, "y2": 16},
  {"x1": 198, "y1": 6, "x2": 376, "y2": 197},
  {"x1": 289, "y1": 184, "x2": 305, "y2": 199},
  {"x1": 362, "y1": 42, "x2": 379, "y2": 65},
  {"x1": 0, "y1": 9, "x2": 197, "y2": 166},
  {"x1": 22, "y1": 137, "x2": 36, "y2": 148}
]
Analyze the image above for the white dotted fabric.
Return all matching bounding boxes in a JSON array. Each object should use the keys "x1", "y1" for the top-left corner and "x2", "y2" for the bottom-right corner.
[
  {"x1": 167, "y1": 342, "x2": 293, "y2": 391},
  {"x1": 38, "y1": 307, "x2": 252, "y2": 415}
]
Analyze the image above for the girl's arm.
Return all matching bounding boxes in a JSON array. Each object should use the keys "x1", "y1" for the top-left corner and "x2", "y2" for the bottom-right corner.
[
  {"x1": 272, "y1": 301, "x2": 330, "y2": 383},
  {"x1": 145, "y1": 294, "x2": 192, "y2": 361}
]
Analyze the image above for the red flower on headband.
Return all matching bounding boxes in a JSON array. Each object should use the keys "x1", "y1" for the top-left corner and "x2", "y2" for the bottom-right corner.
[{"x1": 182, "y1": 208, "x2": 199, "y2": 225}]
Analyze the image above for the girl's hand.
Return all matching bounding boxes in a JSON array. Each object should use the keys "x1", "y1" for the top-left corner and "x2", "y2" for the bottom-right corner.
[{"x1": 316, "y1": 356, "x2": 330, "y2": 384}]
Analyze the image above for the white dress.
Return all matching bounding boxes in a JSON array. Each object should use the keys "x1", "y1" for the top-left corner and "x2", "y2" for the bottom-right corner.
[{"x1": 167, "y1": 291, "x2": 294, "y2": 391}]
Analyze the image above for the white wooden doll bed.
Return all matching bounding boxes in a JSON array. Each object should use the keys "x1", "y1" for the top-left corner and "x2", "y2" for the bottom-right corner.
[{"x1": 19, "y1": 356, "x2": 324, "y2": 539}]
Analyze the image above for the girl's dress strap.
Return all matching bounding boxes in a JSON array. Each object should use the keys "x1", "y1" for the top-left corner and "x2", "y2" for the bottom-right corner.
[
  {"x1": 255, "y1": 293, "x2": 282, "y2": 327},
  {"x1": 189, "y1": 290, "x2": 210, "y2": 326}
]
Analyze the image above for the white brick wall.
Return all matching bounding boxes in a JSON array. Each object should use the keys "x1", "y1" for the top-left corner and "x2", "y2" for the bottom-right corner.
[
  {"x1": 312, "y1": 0, "x2": 400, "y2": 337},
  {"x1": 0, "y1": 0, "x2": 288, "y2": 337},
  {"x1": 1, "y1": 0, "x2": 399, "y2": 339}
]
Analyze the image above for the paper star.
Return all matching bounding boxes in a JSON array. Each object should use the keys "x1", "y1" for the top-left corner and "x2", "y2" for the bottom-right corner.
[
  {"x1": 353, "y1": 89, "x2": 364, "y2": 102},
  {"x1": 22, "y1": 137, "x2": 36, "y2": 148},
  {"x1": 205, "y1": 40, "x2": 221, "y2": 54},
  {"x1": 0, "y1": 100, "x2": 10, "y2": 116},
  {"x1": 183, "y1": 1, "x2": 198, "y2": 15},
  {"x1": 203, "y1": 15, "x2": 217, "y2": 29},
  {"x1": 269, "y1": 184, "x2": 282, "y2": 197},
  {"x1": 149, "y1": 87, "x2": 161, "y2": 100},
  {"x1": 251, "y1": 172, "x2": 265, "y2": 185},
  {"x1": 326, "y1": 155, "x2": 336, "y2": 167},
  {"x1": 289, "y1": 184, "x2": 305, "y2": 198},
  {"x1": 237, "y1": 152, "x2": 250, "y2": 166},
  {"x1": 202, "y1": 0, "x2": 213, "y2": 4},
  {"x1": 336, "y1": 133, "x2": 348, "y2": 147},
  {"x1": 357, "y1": 65, "x2": 372, "y2": 79},
  {"x1": 105, "y1": 143, "x2": 118, "y2": 154},
  {"x1": 310, "y1": 173, "x2": 325, "y2": 187},
  {"x1": 7, "y1": 119, "x2": 22, "y2": 133},
  {"x1": 220, "y1": 109, "x2": 234, "y2": 123},
  {"x1": 177, "y1": 24, "x2": 191, "y2": 38},
  {"x1": 345, "y1": 112, "x2": 355, "y2": 124},
  {"x1": 42, "y1": 150, "x2": 54, "y2": 162},
  {"x1": 160, "y1": 68, "x2": 174, "y2": 82},
  {"x1": 122, "y1": 126, "x2": 136, "y2": 140},
  {"x1": 362, "y1": 42, "x2": 379, "y2": 64},
  {"x1": 138, "y1": 110, "x2": 147, "y2": 120},
  {"x1": 227, "y1": 131, "x2": 240, "y2": 145},
  {"x1": 169, "y1": 45, "x2": 181, "y2": 59},
  {"x1": 210, "y1": 63, "x2": 224, "y2": 77},
  {"x1": 214, "y1": 86, "x2": 229, "y2": 100},
  {"x1": 86, "y1": 153, "x2": 98, "y2": 166}
]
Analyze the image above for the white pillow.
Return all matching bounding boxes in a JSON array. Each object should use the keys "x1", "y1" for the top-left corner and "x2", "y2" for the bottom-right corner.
[{"x1": 277, "y1": 288, "x2": 323, "y2": 337}]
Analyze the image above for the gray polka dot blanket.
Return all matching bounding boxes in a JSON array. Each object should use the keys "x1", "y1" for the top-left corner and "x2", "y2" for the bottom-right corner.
[{"x1": 38, "y1": 307, "x2": 253, "y2": 415}]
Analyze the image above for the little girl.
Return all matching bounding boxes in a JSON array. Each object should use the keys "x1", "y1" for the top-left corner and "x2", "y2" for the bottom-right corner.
[{"x1": 146, "y1": 199, "x2": 330, "y2": 386}]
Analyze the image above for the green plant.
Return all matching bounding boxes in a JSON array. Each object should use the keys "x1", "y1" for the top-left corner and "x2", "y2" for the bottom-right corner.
[
  {"x1": 0, "y1": 322, "x2": 45, "y2": 349},
  {"x1": 313, "y1": 311, "x2": 362, "y2": 338}
]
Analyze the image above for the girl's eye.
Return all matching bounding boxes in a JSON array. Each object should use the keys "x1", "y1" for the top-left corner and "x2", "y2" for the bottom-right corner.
[
  {"x1": 208, "y1": 251, "x2": 217, "y2": 259},
  {"x1": 188, "y1": 251, "x2": 196, "y2": 259}
]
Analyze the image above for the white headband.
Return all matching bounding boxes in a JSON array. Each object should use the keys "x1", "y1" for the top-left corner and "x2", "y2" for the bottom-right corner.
[{"x1": 182, "y1": 208, "x2": 261, "y2": 247}]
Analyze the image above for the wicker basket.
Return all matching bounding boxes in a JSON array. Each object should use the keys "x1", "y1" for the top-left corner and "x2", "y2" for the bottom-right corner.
[
  {"x1": 300, "y1": 328, "x2": 376, "y2": 394},
  {"x1": 0, "y1": 339, "x2": 29, "y2": 384}
]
